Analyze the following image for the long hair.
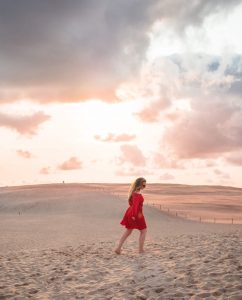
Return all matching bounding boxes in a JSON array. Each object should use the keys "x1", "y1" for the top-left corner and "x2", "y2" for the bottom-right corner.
[{"x1": 128, "y1": 177, "x2": 146, "y2": 205}]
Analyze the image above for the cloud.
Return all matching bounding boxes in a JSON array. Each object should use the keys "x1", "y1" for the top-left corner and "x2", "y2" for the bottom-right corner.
[
  {"x1": 169, "y1": 56, "x2": 242, "y2": 159},
  {"x1": 132, "y1": 53, "x2": 242, "y2": 121},
  {"x1": 213, "y1": 168, "x2": 230, "y2": 179},
  {"x1": 156, "y1": 0, "x2": 241, "y2": 33},
  {"x1": 95, "y1": 133, "x2": 136, "y2": 142},
  {"x1": 152, "y1": 152, "x2": 185, "y2": 169},
  {"x1": 134, "y1": 99, "x2": 171, "y2": 123},
  {"x1": 16, "y1": 149, "x2": 32, "y2": 158},
  {"x1": 91, "y1": 159, "x2": 98, "y2": 164},
  {"x1": 162, "y1": 95, "x2": 242, "y2": 158},
  {"x1": 0, "y1": 111, "x2": 50, "y2": 136},
  {"x1": 190, "y1": 159, "x2": 218, "y2": 168},
  {"x1": 40, "y1": 167, "x2": 51, "y2": 175},
  {"x1": 0, "y1": 0, "x2": 240, "y2": 103},
  {"x1": 214, "y1": 169, "x2": 223, "y2": 175},
  {"x1": 162, "y1": 112, "x2": 181, "y2": 122},
  {"x1": 0, "y1": 1, "x2": 160, "y2": 103},
  {"x1": 205, "y1": 160, "x2": 218, "y2": 167},
  {"x1": 117, "y1": 144, "x2": 146, "y2": 166},
  {"x1": 129, "y1": 53, "x2": 242, "y2": 159},
  {"x1": 58, "y1": 156, "x2": 82, "y2": 170},
  {"x1": 132, "y1": 58, "x2": 180, "y2": 122},
  {"x1": 225, "y1": 153, "x2": 242, "y2": 166}
]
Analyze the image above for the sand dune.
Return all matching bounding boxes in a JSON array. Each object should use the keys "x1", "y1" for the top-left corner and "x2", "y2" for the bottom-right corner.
[
  {"x1": 93, "y1": 183, "x2": 242, "y2": 223},
  {"x1": 0, "y1": 183, "x2": 241, "y2": 299}
]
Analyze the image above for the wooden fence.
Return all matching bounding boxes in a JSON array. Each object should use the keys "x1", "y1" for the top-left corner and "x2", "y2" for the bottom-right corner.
[{"x1": 145, "y1": 202, "x2": 242, "y2": 225}]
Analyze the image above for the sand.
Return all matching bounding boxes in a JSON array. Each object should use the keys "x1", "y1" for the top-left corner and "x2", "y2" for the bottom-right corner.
[
  {"x1": 0, "y1": 183, "x2": 242, "y2": 299},
  {"x1": 97, "y1": 183, "x2": 242, "y2": 224}
]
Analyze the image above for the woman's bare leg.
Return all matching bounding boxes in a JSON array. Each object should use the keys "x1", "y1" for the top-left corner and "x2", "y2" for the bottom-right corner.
[
  {"x1": 139, "y1": 228, "x2": 147, "y2": 253},
  {"x1": 114, "y1": 229, "x2": 133, "y2": 254}
]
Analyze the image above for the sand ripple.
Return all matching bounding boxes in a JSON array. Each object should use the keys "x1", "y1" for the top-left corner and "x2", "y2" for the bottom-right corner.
[{"x1": 0, "y1": 231, "x2": 241, "y2": 299}]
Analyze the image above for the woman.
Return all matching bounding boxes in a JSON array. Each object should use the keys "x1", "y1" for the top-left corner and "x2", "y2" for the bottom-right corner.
[{"x1": 114, "y1": 177, "x2": 147, "y2": 254}]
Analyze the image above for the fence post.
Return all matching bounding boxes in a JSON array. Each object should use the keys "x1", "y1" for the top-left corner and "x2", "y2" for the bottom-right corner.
[
  {"x1": 176, "y1": 212, "x2": 177, "y2": 217},
  {"x1": 232, "y1": 218, "x2": 233, "y2": 224},
  {"x1": 160, "y1": 204, "x2": 161, "y2": 210},
  {"x1": 199, "y1": 216, "x2": 201, "y2": 222}
]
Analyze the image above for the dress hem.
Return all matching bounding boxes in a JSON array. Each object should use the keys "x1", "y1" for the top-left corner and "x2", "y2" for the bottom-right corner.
[{"x1": 120, "y1": 222, "x2": 147, "y2": 230}]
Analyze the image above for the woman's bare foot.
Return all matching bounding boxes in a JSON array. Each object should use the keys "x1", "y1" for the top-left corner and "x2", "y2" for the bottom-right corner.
[{"x1": 114, "y1": 248, "x2": 121, "y2": 255}]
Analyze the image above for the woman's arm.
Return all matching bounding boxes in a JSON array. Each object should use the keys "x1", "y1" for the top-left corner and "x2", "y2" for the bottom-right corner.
[{"x1": 131, "y1": 195, "x2": 142, "y2": 219}]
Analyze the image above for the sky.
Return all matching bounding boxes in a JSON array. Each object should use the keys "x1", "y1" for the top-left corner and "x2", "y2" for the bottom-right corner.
[{"x1": 0, "y1": 0, "x2": 242, "y2": 187}]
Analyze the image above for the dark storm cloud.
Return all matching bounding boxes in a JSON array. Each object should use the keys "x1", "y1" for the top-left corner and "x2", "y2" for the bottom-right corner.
[
  {"x1": 0, "y1": 0, "x2": 160, "y2": 103},
  {"x1": 0, "y1": 0, "x2": 240, "y2": 103}
]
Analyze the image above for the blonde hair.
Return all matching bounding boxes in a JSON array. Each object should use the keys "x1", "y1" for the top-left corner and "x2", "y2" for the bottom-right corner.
[{"x1": 128, "y1": 177, "x2": 146, "y2": 205}]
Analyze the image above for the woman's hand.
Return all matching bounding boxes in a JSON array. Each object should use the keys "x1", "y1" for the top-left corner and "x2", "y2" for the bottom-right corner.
[
  {"x1": 131, "y1": 212, "x2": 143, "y2": 221},
  {"x1": 137, "y1": 212, "x2": 143, "y2": 219}
]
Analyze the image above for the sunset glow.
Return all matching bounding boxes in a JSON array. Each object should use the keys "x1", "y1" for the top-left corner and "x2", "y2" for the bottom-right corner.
[{"x1": 0, "y1": 1, "x2": 242, "y2": 187}]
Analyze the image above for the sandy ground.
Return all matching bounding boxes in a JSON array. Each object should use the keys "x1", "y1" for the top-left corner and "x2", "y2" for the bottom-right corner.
[{"x1": 0, "y1": 183, "x2": 242, "y2": 299}]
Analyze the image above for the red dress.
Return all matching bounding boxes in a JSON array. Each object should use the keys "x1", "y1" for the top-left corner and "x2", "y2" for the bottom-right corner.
[{"x1": 120, "y1": 192, "x2": 147, "y2": 230}]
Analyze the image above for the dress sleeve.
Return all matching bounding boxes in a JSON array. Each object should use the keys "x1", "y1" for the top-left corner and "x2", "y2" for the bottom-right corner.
[{"x1": 131, "y1": 194, "x2": 141, "y2": 218}]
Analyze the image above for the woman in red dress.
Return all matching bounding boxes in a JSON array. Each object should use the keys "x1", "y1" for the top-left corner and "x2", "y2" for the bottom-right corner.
[{"x1": 114, "y1": 177, "x2": 147, "y2": 254}]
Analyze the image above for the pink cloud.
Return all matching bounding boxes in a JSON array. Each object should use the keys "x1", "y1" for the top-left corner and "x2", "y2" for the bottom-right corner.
[
  {"x1": 162, "y1": 97, "x2": 242, "y2": 159},
  {"x1": 152, "y1": 152, "x2": 185, "y2": 169},
  {"x1": 163, "y1": 111, "x2": 181, "y2": 122},
  {"x1": 225, "y1": 153, "x2": 242, "y2": 166},
  {"x1": 205, "y1": 160, "x2": 217, "y2": 167},
  {"x1": 91, "y1": 159, "x2": 98, "y2": 164},
  {"x1": 95, "y1": 133, "x2": 136, "y2": 142},
  {"x1": 213, "y1": 168, "x2": 230, "y2": 179},
  {"x1": 134, "y1": 99, "x2": 170, "y2": 123},
  {"x1": 214, "y1": 169, "x2": 222, "y2": 175},
  {"x1": 128, "y1": 57, "x2": 182, "y2": 123},
  {"x1": 58, "y1": 157, "x2": 82, "y2": 170},
  {"x1": 117, "y1": 144, "x2": 146, "y2": 166},
  {"x1": 40, "y1": 167, "x2": 51, "y2": 175},
  {"x1": 0, "y1": 111, "x2": 50, "y2": 136},
  {"x1": 16, "y1": 149, "x2": 32, "y2": 159}
]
